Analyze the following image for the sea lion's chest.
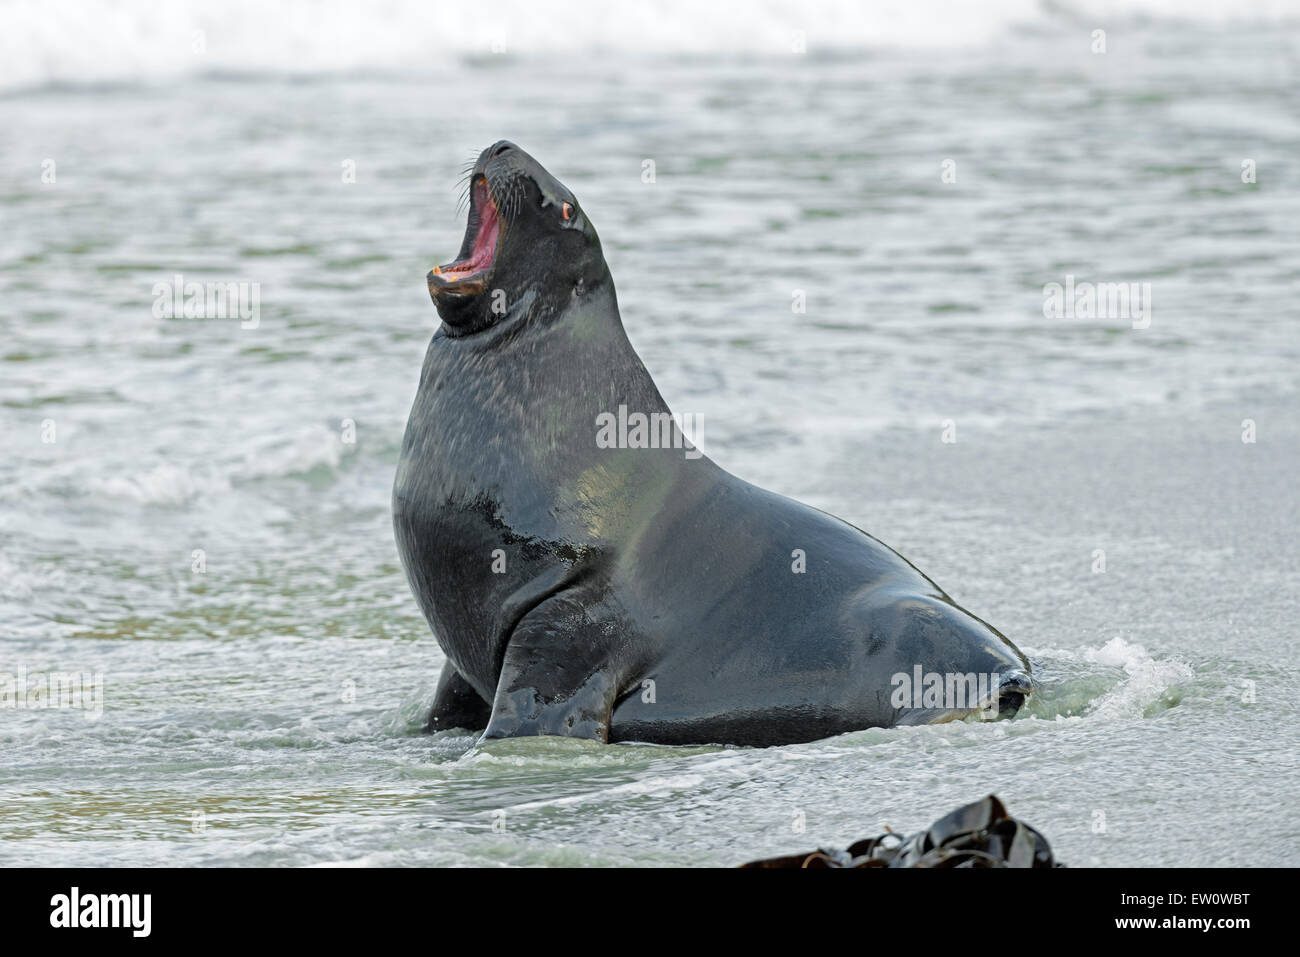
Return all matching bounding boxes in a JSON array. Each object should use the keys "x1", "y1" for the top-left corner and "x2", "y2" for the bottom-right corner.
[{"x1": 391, "y1": 335, "x2": 600, "y2": 662}]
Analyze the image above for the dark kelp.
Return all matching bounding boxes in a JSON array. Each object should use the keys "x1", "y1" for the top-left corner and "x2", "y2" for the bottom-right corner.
[{"x1": 740, "y1": 795, "x2": 1063, "y2": 868}]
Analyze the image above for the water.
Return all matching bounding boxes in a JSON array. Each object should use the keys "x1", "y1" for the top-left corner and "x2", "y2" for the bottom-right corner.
[{"x1": 2, "y1": 2, "x2": 1299, "y2": 866}]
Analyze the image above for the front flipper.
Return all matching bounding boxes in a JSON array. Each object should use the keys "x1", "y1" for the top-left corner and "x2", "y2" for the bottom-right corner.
[
  {"x1": 481, "y1": 592, "x2": 626, "y2": 743},
  {"x1": 424, "y1": 661, "x2": 492, "y2": 733}
]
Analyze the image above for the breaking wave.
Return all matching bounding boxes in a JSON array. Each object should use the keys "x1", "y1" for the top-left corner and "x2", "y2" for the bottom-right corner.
[{"x1": 3, "y1": 0, "x2": 1295, "y2": 93}]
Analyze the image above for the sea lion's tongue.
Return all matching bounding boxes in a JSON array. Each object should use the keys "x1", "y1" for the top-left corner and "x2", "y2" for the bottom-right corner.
[
  {"x1": 433, "y1": 179, "x2": 499, "y2": 279},
  {"x1": 462, "y1": 195, "x2": 499, "y2": 272}
]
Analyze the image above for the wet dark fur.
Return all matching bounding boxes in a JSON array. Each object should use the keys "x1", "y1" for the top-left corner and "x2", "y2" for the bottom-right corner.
[{"x1": 393, "y1": 141, "x2": 1033, "y2": 746}]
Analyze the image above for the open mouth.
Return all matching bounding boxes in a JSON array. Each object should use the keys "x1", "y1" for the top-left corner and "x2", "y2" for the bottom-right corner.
[{"x1": 428, "y1": 176, "x2": 500, "y2": 296}]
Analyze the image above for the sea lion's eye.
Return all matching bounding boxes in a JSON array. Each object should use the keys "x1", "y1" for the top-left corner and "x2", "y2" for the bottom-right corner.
[{"x1": 561, "y1": 202, "x2": 575, "y2": 221}]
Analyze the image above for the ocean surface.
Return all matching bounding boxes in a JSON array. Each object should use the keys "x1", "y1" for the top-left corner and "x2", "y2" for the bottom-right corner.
[{"x1": 2, "y1": 1, "x2": 1298, "y2": 866}]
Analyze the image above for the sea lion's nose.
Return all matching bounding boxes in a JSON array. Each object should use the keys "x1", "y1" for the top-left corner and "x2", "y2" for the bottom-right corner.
[{"x1": 476, "y1": 140, "x2": 518, "y2": 174}]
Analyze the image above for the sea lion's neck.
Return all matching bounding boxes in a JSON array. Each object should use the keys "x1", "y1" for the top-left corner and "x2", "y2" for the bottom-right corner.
[
  {"x1": 441, "y1": 270, "x2": 670, "y2": 413},
  {"x1": 554, "y1": 277, "x2": 673, "y2": 416}
]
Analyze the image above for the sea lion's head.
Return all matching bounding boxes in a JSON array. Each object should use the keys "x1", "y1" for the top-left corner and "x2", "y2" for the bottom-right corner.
[{"x1": 428, "y1": 141, "x2": 608, "y2": 335}]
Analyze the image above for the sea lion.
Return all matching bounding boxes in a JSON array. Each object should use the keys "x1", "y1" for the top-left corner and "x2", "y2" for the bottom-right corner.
[{"x1": 392, "y1": 141, "x2": 1033, "y2": 747}]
